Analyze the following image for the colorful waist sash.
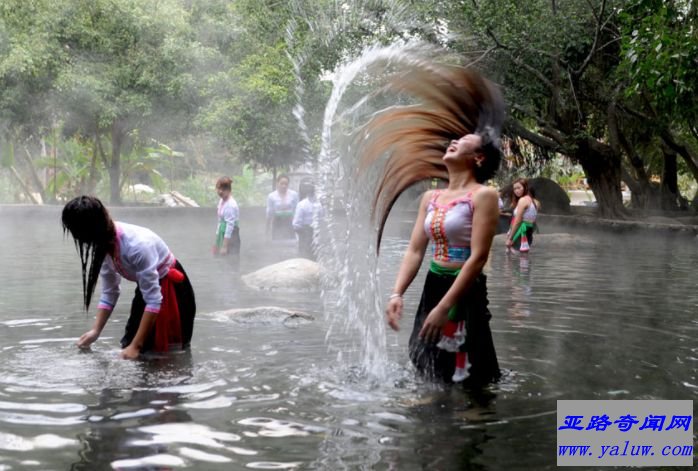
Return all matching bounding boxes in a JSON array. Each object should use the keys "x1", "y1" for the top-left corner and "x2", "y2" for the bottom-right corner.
[
  {"x1": 431, "y1": 245, "x2": 471, "y2": 263},
  {"x1": 429, "y1": 259, "x2": 466, "y2": 321}
]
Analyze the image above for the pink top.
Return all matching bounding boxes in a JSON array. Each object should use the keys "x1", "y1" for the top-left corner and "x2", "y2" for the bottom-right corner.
[{"x1": 423, "y1": 190, "x2": 474, "y2": 263}]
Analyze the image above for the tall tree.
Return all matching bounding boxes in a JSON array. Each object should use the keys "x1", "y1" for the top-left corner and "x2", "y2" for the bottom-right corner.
[
  {"x1": 618, "y1": 0, "x2": 698, "y2": 208},
  {"x1": 52, "y1": 0, "x2": 200, "y2": 204}
]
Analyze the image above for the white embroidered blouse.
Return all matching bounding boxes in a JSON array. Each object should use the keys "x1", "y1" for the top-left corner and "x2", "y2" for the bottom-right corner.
[
  {"x1": 97, "y1": 222, "x2": 175, "y2": 314},
  {"x1": 292, "y1": 197, "x2": 324, "y2": 230},
  {"x1": 266, "y1": 190, "x2": 299, "y2": 219}
]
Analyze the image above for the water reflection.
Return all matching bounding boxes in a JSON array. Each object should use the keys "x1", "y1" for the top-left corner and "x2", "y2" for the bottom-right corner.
[
  {"x1": 1, "y1": 206, "x2": 697, "y2": 469},
  {"x1": 72, "y1": 352, "x2": 195, "y2": 470},
  {"x1": 504, "y1": 252, "x2": 533, "y2": 319}
]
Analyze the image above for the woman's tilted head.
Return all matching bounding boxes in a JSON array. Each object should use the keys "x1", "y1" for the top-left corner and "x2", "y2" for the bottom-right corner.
[
  {"x1": 62, "y1": 195, "x2": 115, "y2": 310},
  {"x1": 216, "y1": 176, "x2": 233, "y2": 198},
  {"x1": 474, "y1": 126, "x2": 502, "y2": 183},
  {"x1": 442, "y1": 128, "x2": 501, "y2": 182},
  {"x1": 62, "y1": 195, "x2": 114, "y2": 245},
  {"x1": 299, "y1": 179, "x2": 315, "y2": 200},
  {"x1": 276, "y1": 175, "x2": 290, "y2": 193},
  {"x1": 512, "y1": 178, "x2": 530, "y2": 199}
]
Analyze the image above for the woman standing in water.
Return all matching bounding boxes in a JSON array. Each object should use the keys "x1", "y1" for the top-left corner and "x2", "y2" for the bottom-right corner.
[
  {"x1": 266, "y1": 174, "x2": 299, "y2": 241},
  {"x1": 213, "y1": 176, "x2": 241, "y2": 266},
  {"x1": 359, "y1": 66, "x2": 503, "y2": 386},
  {"x1": 506, "y1": 178, "x2": 539, "y2": 253},
  {"x1": 62, "y1": 196, "x2": 196, "y2": 359}
]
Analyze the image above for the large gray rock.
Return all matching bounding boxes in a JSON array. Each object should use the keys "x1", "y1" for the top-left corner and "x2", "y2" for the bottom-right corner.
[
  {"x1": 242, "y1": 258, "x2": 320, "y2": 291},
  {"x1": 208, "y1": 306, "x2": 314, "y2": 326}
]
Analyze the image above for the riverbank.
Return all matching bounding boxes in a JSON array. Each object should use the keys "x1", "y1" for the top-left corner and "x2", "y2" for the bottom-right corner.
[
  {"x1": 540, "y1": 207, "x2": 698, "y2": 238},
  {"x1": 3, "y1": 203, "x2": 697, "y2": 239}
]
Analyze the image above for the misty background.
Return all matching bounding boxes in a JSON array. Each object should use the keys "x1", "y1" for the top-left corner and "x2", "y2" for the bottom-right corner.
[{"x1": 0, "y1": 0, "x2": 696, "y2": 216}]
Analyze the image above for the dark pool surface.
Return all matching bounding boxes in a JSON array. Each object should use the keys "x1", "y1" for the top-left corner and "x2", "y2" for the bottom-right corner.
[{"x1": 0, "y1": 206, "x2": 695, "y2": 470}]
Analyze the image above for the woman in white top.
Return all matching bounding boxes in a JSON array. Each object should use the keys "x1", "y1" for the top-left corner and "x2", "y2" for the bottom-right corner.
[
  {"x1": 506, "y1": 178, "x2": 540, "y2": 252},
  {"x1": 266, "y1": 174, "x2": 299, "y2": 241},
  {"x1": 292, "y1": 179, "x2": 324, "y2": 259},
  {"x1": 62, "y1": 196, "x2": 196, "y2": 360},
  {"x1": 213, "y1": 176, "x2": 241, "y2": 259}
]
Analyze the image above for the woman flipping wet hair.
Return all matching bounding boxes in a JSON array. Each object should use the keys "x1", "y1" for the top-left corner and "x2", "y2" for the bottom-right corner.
[
  {"x1": 62, "y1": 195, "x2": 196, "y2": 359},
  {"x1": 358, "y1": 63, "x2": 504, "y2": 386}
]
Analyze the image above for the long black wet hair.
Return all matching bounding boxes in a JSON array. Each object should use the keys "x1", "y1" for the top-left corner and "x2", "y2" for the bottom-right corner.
[{"x1": 61, "y1": 196, "x2": 116, "y2": 311}]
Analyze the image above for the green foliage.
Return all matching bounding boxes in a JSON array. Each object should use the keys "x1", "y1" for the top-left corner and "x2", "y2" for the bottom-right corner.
[
  {"x1": 54, "y1": 0, "x2": 197, "y2": 125},
  {"x1": 1, "y1": 0, "x2": 693, "y2": 212},
  {"x1": 197, "y1": 43, "x2": 306, "y2": 170},
  {"x1": 1, "y1": 140, "x2": 14, "y2": 168},
  {"x1": 677, "y1": 172, "x2": 697, "y2": 201},
  {"x1": 142, "y1": 140, "x2": 185, "y2": 191},
  {"x1": 33, "y1": 134, "x2": 99, "y2": 199},
  {"x1": 619, "y1": 0, "x2": 697, "y2": 123},
  {"x1": 176, "y1": 174, "x2": 218, "y2": 207},
  {"x1": 232, "y1": 165, "x2": 268, "y2": 206},
  {"x1": 0, "y1": 171, "x2": 17, "y2": 202}
]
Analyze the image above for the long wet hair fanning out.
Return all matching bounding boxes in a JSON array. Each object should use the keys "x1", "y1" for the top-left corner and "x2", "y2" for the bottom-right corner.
[
  {"x1": 62, "y1": 196, "x2": 116, "y2": 310},
  {"x1": 356, "y1": 63, "x2": 505, "y2": 251}
]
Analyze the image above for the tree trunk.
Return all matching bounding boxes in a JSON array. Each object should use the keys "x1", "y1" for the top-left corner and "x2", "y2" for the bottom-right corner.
[
  {"x1": 85, "y1": 131, "x2": 101, "y2": 195},
  {"x1": 661, "y1": 131, "x2": 698, "y2": 190},
  {"x1": 660, "y1": 145, "x2": 682, "y2": 210},
  {"x1": 623, "y1": 166, "x2": 661, "y2": 210},
  {"x1": 20, "y1": 147, "x2": 47, "y2": 203},
  {"x1": 110, "y1": 121, "x2": 124, "y2": 205},
  {"x1": 575, "y1": 139, "x2": 625, "y2": 218},
  {"x1": 9, "y1": 166, "x2": 41, "y2": 204}
]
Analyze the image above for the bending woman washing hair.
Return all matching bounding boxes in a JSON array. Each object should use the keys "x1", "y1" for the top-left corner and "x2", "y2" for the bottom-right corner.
[
  {"x1": 358, "y1": 64, "x2": 503, "y2": 386},
  {"x1": 62, "y1": 196, "x2": 196, "y2": 360}
]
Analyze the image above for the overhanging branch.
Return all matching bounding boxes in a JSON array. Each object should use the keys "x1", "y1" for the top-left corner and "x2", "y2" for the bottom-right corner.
[{"x1": 505, "y1": 118, "x2": 564, "y2": 153}]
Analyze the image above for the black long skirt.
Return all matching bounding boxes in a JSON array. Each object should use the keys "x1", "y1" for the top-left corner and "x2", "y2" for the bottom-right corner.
[
  {"x1": 271, "y1": 214, "x2": 295, "y2": 241},
  {"x1": 121, "y1": 260, "x2": 196, "y2": 351},
  {"x1": 408, "y1": 270, "x2": 500, "y2": 385},
  {"x1": 296, "y1": 226, "x2": 315, "y2": 260}
]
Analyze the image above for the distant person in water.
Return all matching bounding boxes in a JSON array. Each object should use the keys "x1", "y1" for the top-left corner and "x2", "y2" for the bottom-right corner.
[
  {"x1": 359, "y1": 65, "x2": 503, "y2": 386},
  {"x1": 266, "y1": 174, "x2": 299, "y2": 241},
  {"x1": 212, "y1": 176, "x2": 241, "y2": 267},
  {"x1": 506, "y1": 178, "x2": 539, "y2": 253},
  {"x1": 62, "y1": 195, "x2": 196, "y2": 359},
  {"x1": 292, "y1": 179, "x2": 324, "y2": 260}
]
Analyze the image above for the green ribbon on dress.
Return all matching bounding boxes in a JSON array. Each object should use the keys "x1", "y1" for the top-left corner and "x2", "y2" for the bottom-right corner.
[
  {"x1": 216, "y1": 221, "x2": 227, "y2": 249},
  {"x1": 216, "y1": 220, "x2": 239, "y2": 249},
  {"x1": 511, "y1": 221, "x2": 536, "y2": 242},
  {"x1": 429, "y1": 260, "x2": 462, "y2": 321}
]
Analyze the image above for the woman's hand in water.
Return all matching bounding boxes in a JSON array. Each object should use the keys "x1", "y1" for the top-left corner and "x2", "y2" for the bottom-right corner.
[
  {"x1": 77, "y1": 329, "x2": 100, "y2": 349},
  {"x1": 120, "y1": 345, "x2": 141, "y2": 360},
  {"x1": 419, "y1": 305, "x2": 449, "y2": 343},
  {"x1": 386, "y1": 295, "x2": 403, "y2": 331}
]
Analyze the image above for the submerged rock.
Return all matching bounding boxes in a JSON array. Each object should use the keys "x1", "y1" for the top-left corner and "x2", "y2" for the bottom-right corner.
[
  {"x1": 242, "y1": 258, "x2": 320, "y2": 291},
  {"x1": 208, "y1": 306, "x2": 314, "y2": 326}
]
